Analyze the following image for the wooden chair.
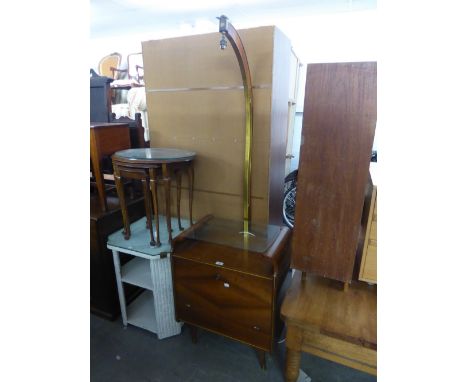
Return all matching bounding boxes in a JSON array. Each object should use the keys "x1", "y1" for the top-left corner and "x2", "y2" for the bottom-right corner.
[
  {"x1": 98, "y1": 52, "x2": 122, "y2": 79},
  {"x1": 127, "y1": 52, "x2": 144, "y2": 84}
]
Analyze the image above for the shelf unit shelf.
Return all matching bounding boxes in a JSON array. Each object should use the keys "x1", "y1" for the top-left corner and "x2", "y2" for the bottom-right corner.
[
  {"x1": 121, "y1": 257, "x2": 153, "y2": 290},
  {"x1": 126, "y1": 290, "x2": 157, "y2": 334}
]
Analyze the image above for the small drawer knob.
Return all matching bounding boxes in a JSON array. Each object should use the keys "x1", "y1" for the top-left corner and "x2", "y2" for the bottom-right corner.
[
  {"x1": 185, "y1": 303, "x2": 191, "y2": 308},
  {"x1": 223, "y1": 282, "x2": 230, "y2": 288},
  {"x1": 253, "y1": 325, "x2": 260, "y2": 331},
  {"x1": 215, "y1": 261, "x2": 224, "y2": 266}
]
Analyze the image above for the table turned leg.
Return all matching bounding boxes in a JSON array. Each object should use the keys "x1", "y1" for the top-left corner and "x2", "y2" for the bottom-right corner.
[
  {"x1": 187, "y1": 162, "x2": 194, "y2": 226},
  {"x1": 113, "y1": 168, "x2": 130, "y2": 240},
  {"x1": 285, "y1": 348, "x2": 301, "y2": 382},
  {"x1": 149, "y1": 168, "x2": 161, "y2": 247},
  {"x1": 141, "y1": 177, "x2": 156, "y2": 246},
  {"x1": 162, "y1": 164, "x2": 173, "y2": 243},
  {"x1": 176, "y1": 170, "x2": 183, "y2": 231}
]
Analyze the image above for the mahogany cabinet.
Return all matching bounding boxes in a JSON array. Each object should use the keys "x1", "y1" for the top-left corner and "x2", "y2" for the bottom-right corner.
[{"x1": 171, "y1": 217, "x2": 291, "y2": 360}]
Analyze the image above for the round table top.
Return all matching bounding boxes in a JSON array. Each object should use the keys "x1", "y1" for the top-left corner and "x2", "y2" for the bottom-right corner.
[{"x1": 113, "y1": 148, "x2": 196, "y2": 163}]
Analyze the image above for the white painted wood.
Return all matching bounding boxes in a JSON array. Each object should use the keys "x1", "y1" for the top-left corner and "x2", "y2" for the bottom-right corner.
[
  {"x1": 150, "y1": 257, "x2": 182, "y2": 339},
  {"x1": 121, "y1": 257, "x2": 153, "y2": 290},
  {"x1": 126, "y1": 290, "x2": 158, "y2": 334},
  {"x1": 112, "y1": 251, "x2": 128, "y2": 325},
  {"x1": 109, "y1": 217, "x2": 184, "y2": 338}
]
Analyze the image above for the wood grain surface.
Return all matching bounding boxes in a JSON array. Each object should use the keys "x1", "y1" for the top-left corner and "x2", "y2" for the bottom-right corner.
[
  {"x1": 281, "y1": 272, "x2": 377, "y2": 350},
  {"x1": 291, "y1": 62, "x2": 377, "y2": 282}
]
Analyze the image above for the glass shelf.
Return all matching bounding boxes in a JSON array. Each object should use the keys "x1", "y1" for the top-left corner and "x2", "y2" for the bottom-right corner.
[
  {"x1": 185, "y1": 217, "x2": 281, "y2": 253},
  {"x1": 113, "y1": 148, "x2": 196, "y2": 162}
]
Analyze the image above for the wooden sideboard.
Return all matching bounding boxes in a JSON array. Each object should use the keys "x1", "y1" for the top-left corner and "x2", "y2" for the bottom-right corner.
[{"x1": 171, "y1": 217, "x2": 291, "y2": 368}]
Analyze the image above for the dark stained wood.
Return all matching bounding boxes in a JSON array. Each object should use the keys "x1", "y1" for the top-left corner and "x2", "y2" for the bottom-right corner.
[
  {"x1": 90, "y1": 122, "x2": 131, "y2": 212},
  {"x1": 111, "y1": 153, "x2": 195, "y2": 246},
  {"x1": 291, "y1": 62, "x2": 377, "y2": 282},
  {"x1": 90, "y1": 194, "x2": 146, "y2": 319},
  {"x1": 172, "y1": 222, "x2": 291, "y2": 358}
]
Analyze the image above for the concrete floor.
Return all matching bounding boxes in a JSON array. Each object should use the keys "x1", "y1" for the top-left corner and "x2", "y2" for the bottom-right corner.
[{"x1": 91, "y1": 314, "x2": 376, "y2": 382}]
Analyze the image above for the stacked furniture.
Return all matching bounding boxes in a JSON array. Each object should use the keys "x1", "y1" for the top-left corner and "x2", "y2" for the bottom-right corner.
[
  {"x1": 280, "y1": 62, "x2": 378, "y2": 380},
  {"x1": 142, "y1": 25, "x2": 297, "y2": 367}
]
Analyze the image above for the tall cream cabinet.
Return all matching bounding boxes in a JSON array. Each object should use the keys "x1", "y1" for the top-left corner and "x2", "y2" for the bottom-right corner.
[{"x1": 142, "y1": 26, "x2": 297, "y2": 225}]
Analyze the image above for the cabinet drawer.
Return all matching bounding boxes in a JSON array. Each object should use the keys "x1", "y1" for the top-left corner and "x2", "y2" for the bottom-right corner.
[{"x1": 173, "y1": 257, "x2": 273, "y2": 350}]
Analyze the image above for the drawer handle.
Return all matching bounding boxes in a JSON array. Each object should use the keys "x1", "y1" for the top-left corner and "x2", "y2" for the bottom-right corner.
[
  {"x1": 215, "y1": 261, "x2": 224, "y2": 266},
  {"x1": 253, "y1": 325, "x2": 260, "y2": 331},
  {"x1": 185, "y1": 304, "x2": 191, "y2": 308},
  {"x1": 223, "y1": 282, "x2": 230, "y2": 288}
]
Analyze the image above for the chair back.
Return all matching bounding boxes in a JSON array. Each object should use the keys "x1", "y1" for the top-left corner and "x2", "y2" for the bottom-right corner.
[{"x1": 98, "y1": 52, "x2": 122, "y2": 79}]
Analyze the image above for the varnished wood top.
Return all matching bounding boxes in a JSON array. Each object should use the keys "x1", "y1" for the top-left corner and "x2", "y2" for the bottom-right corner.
[{"x1": 281, "y1": 272, "x2": 376, "y2": 349}]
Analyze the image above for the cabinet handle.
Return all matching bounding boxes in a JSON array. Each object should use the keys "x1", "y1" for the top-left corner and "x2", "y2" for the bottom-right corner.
[
  {"x1": 253, "y1": 325, "x2": 260, "y2": 331},
  {"x1": 223, "y1": 282, "x2": 230, "y2": 288},
  {"x1": 185, "y1": 303, "x2": 191, "y2": 308},
  {"x1": 215, "y1": 261, "x2": 224, "y2": 266}
]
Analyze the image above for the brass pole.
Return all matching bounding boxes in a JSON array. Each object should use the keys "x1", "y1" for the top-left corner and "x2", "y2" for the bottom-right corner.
[{"x1": 218, "y1": 15, "x2": 253, "y2": 234}]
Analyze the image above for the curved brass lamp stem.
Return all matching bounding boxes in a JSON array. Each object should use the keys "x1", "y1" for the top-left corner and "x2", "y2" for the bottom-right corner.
[{"x1": 218, "y1": 15, "x2": 253, "y2": 233}]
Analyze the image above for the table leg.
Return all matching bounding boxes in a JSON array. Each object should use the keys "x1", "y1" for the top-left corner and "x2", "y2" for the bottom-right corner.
[
  {"x1": 114, "y1": 167, "x2": 130, "y2": 239},
  {"x1": 285, "y1": 348, "x2": 301, "y2": 382},
  {"x1": 141, "y1": 177, "x2": 156, "y2": 246},
  {"x1": 187, "y1": 162, "x2": 194, "y2": 226},
  {"x1": 162, "y1": 164, "x2": 173, "y2": 243},
  {"x1": 149, "y1": 168, "x2": 161, "y2": 247},
  {"x1": 176, "y1": 170, "x2": 183, "y2": 231},
  {"x1": 112, "y1": 251, "x2": 127, "y2": 326}
]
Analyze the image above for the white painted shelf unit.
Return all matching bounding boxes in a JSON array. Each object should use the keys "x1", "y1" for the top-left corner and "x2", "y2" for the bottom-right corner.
[{"x1": 107, "y1": 215, "x2": 189, "y2": 339}]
